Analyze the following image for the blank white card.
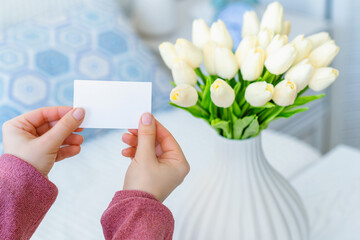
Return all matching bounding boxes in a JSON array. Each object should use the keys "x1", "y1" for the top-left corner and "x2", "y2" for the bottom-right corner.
[{"x1": 73, "y1": 80, "x2": 152, "y2": 129}]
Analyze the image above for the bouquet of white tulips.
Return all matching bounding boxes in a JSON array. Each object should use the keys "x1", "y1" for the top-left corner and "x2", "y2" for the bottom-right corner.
[{"x1": 159, "y1": 1, "x2": 340, "y2": 140}]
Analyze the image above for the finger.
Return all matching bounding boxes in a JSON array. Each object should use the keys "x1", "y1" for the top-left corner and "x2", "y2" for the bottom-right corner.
[
  {"x1": 154, "y1": 119, "x2": 183, "y2": 154},
  {"x1": 122, "y1": 147, "x2": 136, "y2": 158},
  {"x1": 19, "y1": 106, "x2": 73, "y2": 128},
  {"x1": 62, "y1": 134, "x2": 84, "y2": 146},
  {"x1": 37, "y1": 121, "x2": 83, "y2": 136},
  {"x1": 75, "y1": 128, "x2": 84, "y2": 133},
  {"x1": 122, "y1": 133, "x2": 138, "y2": 147},
  {"x1": 36, "y1": 122, "x2": 51, "y2": 136},
  {"x1": 135, "y1": 113, "x2": 157, "y2": 161},
  {"x1": 128, "y1": 129, "x2": 138, "y2": 136},
  {"x1": 50, "y1": 121, "x2": 83, "y2": 133},
  {"x1": 42, "y1": 108, "x2": 85, "y2": 148},
  {"x1": 155, "y1": 143, "x2": 163, "y2": 157},
  {"x1": 55, "y1": 145, "x2": 81, "y2": 162}
]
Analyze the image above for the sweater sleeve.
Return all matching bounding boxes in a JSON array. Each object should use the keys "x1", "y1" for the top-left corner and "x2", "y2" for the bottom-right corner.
[
  {"x1": 0, "y1": 154, "x2": 58, "y2": 240},
  {"x1": 101, "y1": 190, "x2": 174, "y2": 240}
]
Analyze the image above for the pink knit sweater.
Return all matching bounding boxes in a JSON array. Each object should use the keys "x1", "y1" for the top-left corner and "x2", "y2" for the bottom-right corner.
[{"x1": 0, "y1": 154, "x2": 174, "y2": 240}]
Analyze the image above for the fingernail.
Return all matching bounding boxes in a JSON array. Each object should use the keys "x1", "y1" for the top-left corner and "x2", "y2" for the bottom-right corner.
[
  {"x1": 73, "y1": 108, "x2": 85, "y2": 121},
  {"x1": 141, "y1": 112, "x2": 152, "y2": 125}
]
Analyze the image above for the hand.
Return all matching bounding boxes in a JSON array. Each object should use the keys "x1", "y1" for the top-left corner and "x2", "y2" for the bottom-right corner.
[
  {"x1": 2, "y1": 107, "x2": 85, "y2": 177},
  {"x1": 121, "y1": 113, "x2": 190, "y2": 202}
]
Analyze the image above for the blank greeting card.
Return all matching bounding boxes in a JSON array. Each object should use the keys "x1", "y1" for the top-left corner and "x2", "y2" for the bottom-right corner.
[{"x1": 73, "y1": 80, "x2": 152, "y2": 129}]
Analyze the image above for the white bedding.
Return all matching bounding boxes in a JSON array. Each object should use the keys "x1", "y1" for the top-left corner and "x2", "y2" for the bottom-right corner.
[{"x1": 33, "y1": 109, "x2": 321, "y2": 239}]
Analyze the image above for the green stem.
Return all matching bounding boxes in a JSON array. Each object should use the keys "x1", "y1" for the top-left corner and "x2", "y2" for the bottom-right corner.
[
  {"x1": 195, "y1": 68, "x2": 206, "y2": 86},
  {"x1": 240, "y1": 102, "x2": 250, "y2": 117},
  {"x1": 298, "y1": 86, "x2": 309, "y2": 97}
]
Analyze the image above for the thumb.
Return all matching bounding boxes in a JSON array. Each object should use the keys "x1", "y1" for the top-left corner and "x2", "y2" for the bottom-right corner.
[
  {"x1": 135, "y1": 113, "x2": 157, "y2": 161},
  {"x1": 43, "y1": 108, "x2": 85, "y2": 147}
]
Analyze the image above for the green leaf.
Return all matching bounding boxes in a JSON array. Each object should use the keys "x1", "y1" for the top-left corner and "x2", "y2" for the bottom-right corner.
[
  {"x1": 231, "y1": 101, "x2": 241, "y2": 118},
  {"x1": 233, "y1": 116, "x2": 254, "y2": 139},
  {"x1": 171, "y1": 81, "x2": 176, "y2": 87},
  {"x1": 276, "y1": 107, "x2": 309, "y2": 119},
  {"x1": 292, "y1": 94, "x2": 325, "y2": 107},
  {"x1": 209, "y1": 101, "x2": 218, "y2": 121},
  {"x1": 169, "y1": 103, "x2": 209, "y2": 120},
  {"x1": 234, "y1": 81, "x2": 241, "y2": 95},
  {"x1": 259, "y1": 106, "x2": 285, "y2": 129},
  {"x1": 242, "y1": 117, "x2": 260, "y2": 139},
  {"x1": 211, "y1": 119, "x2": 231, "y2": 138},
  {"x1": 201, "y1": 78, "x2": 212, "y2": 109},
  {"x1": 260, "y1": 102, "x2": 276, "y2": 108}
]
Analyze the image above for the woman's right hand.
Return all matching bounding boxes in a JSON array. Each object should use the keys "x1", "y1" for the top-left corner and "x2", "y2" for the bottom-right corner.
[{"x1": 121, "y1": 113, "x2": 190, "y2": 202}]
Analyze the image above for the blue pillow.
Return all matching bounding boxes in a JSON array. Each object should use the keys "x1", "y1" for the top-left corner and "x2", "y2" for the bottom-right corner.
[{"x1": 0, "y1": 0, "x2": 172, "y2": 150}]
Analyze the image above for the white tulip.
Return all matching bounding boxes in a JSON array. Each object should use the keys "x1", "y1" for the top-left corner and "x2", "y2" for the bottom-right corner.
[
  {"x1": 242, "y1": 11, "x2": 260, "y2": 38},
  {"x1": 281, "y1": 20, "x2": 291, "y2": 35},
  {"x1": 203, "y1": 41, "x2": 217, "y2": 75},
  {"x1": 175, "y1": 38, "x2": 203, "y2": 69},
  {"x1": 273, "y1": 80, "x2": 297, "y2": 106},
  {"x1": 307, "y1": 32, "x2": 331, "y2": 50},
  {"x1": 257, "y1": 28, "x2": 274, "y2": 50},
  {"x1": 265, "y1": 43, "x2": 298, "y2": 75},
  {"x1": 215, "y1": 46, "x2": 239, "y2": 79},
  {"x1": 260, "y1": 1, "x2": 284, "y2": 34},
  {"x1": 192, "y1": 19, "x2": 211, "y2": 49},
  {"x1": 266, "y1": 34, "x2": 288, "y2": 57},
  {"x1": 159, "y1": 42, "x2": 177, "y2": 69},
  {"x1": 235, "y1": 35, "x2": 257, "y2": 67},
  {"x1": 291, "y1": 34, "x2": 312, "y2": 65},
  {"x1": 241, "y1": 47, "x2": 265, "y2": 81},
  {"x1": 172, "y1": 59, "x2": 198, "y2": 86},
  {"x1": 210, "y1": 79, "x2": 235, "y2": 108},
  {"x1": 245, "y1": 81, "x2": 274, "y2": 107},
  {"x1": 308, "y1": 40, "x2": 340, "y2": 68},
  {"x1": 210, "y1": 19, "x2": 233, "y2": 50},
  {"x1": 285, "y1": 59, "x2": 314, "y2": 92},
  {"x1": 170, "y1": 84, "x2": 198, "y2": 107},
  {"x1": 309, "y1": 67, "x2": 339, "y2": 91}
]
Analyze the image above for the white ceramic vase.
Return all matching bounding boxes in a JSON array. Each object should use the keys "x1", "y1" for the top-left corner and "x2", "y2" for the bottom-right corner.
[{"x1": 172, "y1": 132, "x2": 309, "y2": 240}]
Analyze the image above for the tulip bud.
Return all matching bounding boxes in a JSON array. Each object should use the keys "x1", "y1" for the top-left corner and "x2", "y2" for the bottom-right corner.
[
  {"x1": 257, "y1": 28, "x2": 274, "y2": 50},
  {"x1": 235, "y1": 35, "x2": 257, "y2": 67},
  {"x1": 308, "y1": 40, "x2": 340, "y2": 68},
  {"x1": 242, "y1": 11, "x2": 260, "y2": 38},
  {"x1": 241, "y1": 47, "x2": 265, "y2": 81},
  {"x1": 175, "y1": 38, "x2": 203, "y2": 69},
  {"x1": 265, "y1": 43, "x2": 298, "y2": 75},
  {"x1": 210, "y1": 19, "x2": 233, "y2": 50},
  {"x1": 281, "y1": 20, "x2": 291, "y2": 35},
  {"x1": 260, "y1": 1, "x2": 284, "y2": 34},
  {"x1": 215, "y1": 46, "x2": 239, "y2": 79},
  {"x1": 203, "y1": 41, "x2": 217, "y2": 75},
  {"x1": 291, "y1": 34, "x2": 312, "y2": 65},
  {"x1": 210, "y1": 79, "x2": 235, "y2": 108},
  {"x1": 170, "y1": 84, "x2": 198, "y2": 107},
  {"x1": 309, "y1": 67, "x2": 339, "y2": 91},
  {"x1": 273, "y1": 80, "x2": 297, "y2": 106},
  {"x1": 159, "y1": 42, "x2": 177, "y2": 69},
  {"x1": 266, "y1": 34, "x2": 288, "y2": 57},
  {"x1": 192, "y1": 19, "x2": 211, "y2": 49},
  {"x1": 307, "y1": 32, "x2": 331, "y2": 50},
  {"x1": 285, "y1": 59, "x2": 314, "y2": 92},
  {"x1": 245, "y1": 81, "x2": 274, "y2": 107},
  {"x1": 172, "y1": 59, "x2": 198, "y2": 86}
]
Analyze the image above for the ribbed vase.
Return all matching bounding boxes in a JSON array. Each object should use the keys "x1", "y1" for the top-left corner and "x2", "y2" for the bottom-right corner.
[{"x1": 172, "y1": 133, "x2": 309, "y2": 240}]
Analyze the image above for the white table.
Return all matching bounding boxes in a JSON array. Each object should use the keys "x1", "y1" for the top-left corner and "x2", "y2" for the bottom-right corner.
[
  {"x1": 292, "y1": 145, "x2": 360, "y2": 240},
  {"x1": 33, "y1": 109, "x2": 322, "y2": 239}
]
